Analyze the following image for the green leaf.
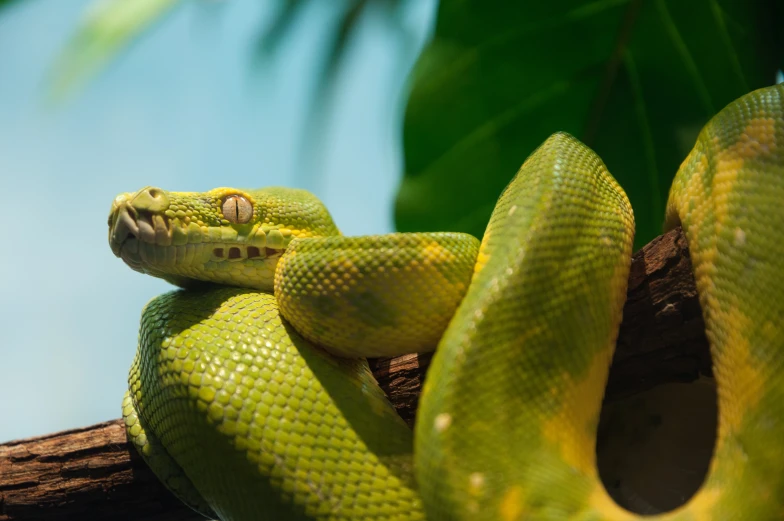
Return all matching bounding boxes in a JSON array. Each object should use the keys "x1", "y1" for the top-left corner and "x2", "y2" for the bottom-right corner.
[
  {"x1": 396, "y1": 0, "x2": 782, "y2": 248},
  {"x1": 48, "y1": 0, "x2": 183, "y2": 100}
]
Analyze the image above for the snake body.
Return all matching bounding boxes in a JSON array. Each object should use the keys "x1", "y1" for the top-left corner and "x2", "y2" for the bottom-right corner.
[{"x1": 108, "y1": 84, "x2": 784, "y2": 520}]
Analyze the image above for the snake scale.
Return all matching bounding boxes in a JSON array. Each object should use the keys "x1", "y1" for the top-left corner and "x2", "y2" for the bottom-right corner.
[{"x1": 108, "y1": 84, "x2": 784, "y2": 520}]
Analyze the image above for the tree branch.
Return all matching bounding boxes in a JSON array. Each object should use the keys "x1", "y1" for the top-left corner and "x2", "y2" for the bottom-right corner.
[
  {"x1": 0, "y1": 227, "x2": 707, "y2": 521},
  {"x1": 0, "y1": 421, "x2": 196, "y2": 521}
]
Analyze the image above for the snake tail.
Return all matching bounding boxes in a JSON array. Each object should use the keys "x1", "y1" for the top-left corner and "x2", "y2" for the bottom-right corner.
[{"x1": 662, "y1": 83, "x2": 784, "y2": 519}]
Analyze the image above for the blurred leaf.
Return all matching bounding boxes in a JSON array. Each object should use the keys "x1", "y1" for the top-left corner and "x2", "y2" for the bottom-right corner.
[
  {"x1": 255, "y1": 0, "x2": 307, "y2": 56},
  {"x1": 253, "y1": 0, "x2": 408, "y2": 192},
  {"x1": 0, "y1": 0, "x2": 19, "y2": 10},
  {"x1": 318, "y1": 0, "x2": 370, "y2": 89},
  {"x1": 396, "y1": 0, "x2": 783, "y2": 248},
  {"x1": 48, "y1": 0, "x2": 405, "y2": 103},
  {"x1": 48, "y1": 0, "x2": 183, "y2": 100},
  {"x1": 254, "y1": 0, "x2": 376, "y2": 134},
  {"x1": 255, "y1": 0, "x2": 401, "y2": 85}
]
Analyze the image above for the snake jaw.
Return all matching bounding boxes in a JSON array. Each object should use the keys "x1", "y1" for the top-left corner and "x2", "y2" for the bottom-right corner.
[
  {"x1": 109, "y1": 198, "x2": 174, "y2": 267},
  {"x1": 109, "y1": 202, "x2": 285, "y2": 287},
  {"x1": 109, "y1": 188, "x2": 172, "y2": 252},
  {"x1": 108, "y1": 202, "x2": 138, "y2": 258}
]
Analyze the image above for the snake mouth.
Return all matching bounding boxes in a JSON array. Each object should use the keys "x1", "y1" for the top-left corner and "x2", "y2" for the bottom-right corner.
[
  {"x1": 108, "y1": 203, "x2": 143, "y2": 268},
  {"x1": 108, "y1": 193, "x2": 289, "y2": 289},
  {"x1": 108, "y1": 201, "x2": 177, "y2": 269}
]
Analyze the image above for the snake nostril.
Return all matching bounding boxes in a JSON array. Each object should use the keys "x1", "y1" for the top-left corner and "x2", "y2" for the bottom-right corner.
[{"x1": 132, "y1": 187, "x2": 169, "y2": 213}]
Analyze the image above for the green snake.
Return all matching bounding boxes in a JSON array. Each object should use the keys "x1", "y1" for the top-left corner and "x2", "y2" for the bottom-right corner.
[{"x1": 108, "y1": 84, "x2": 784, "y2": 520}]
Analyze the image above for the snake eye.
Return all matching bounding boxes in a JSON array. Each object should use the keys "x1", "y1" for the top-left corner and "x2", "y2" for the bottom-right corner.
[{"x1": 222, "y1": 195, "x2": 253, "y2": 224}]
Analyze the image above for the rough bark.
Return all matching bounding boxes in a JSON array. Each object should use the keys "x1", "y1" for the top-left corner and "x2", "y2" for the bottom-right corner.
[
  {"x1": 0, "y1": 227, "x2": 708, "y2": 521},
  {"x1": 0, "y1": 420, "x2": 196, "y2": 521}
]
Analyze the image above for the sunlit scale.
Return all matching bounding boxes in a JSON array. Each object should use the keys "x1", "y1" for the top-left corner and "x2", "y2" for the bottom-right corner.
[
  {"x1": 274, "y1": 232, "x2": 480, "y2": 358},
  {"x1": 124, "y1": 288, "x2": 422, "y2": 520}
]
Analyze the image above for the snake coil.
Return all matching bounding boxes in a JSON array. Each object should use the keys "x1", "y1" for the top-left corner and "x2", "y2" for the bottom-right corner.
[{"x1": 108, "y1": 84, "x2": 784, "y2": 521}]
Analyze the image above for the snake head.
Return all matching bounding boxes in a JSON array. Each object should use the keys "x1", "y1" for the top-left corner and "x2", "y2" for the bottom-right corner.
[{"x1": 108, "y1": 186, "x2": 340, "y2": 290}]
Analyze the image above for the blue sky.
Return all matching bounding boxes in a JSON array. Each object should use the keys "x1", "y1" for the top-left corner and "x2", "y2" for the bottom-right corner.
[{"x1": 0, "y1": 0, "x2": 436, "y2": 442}]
